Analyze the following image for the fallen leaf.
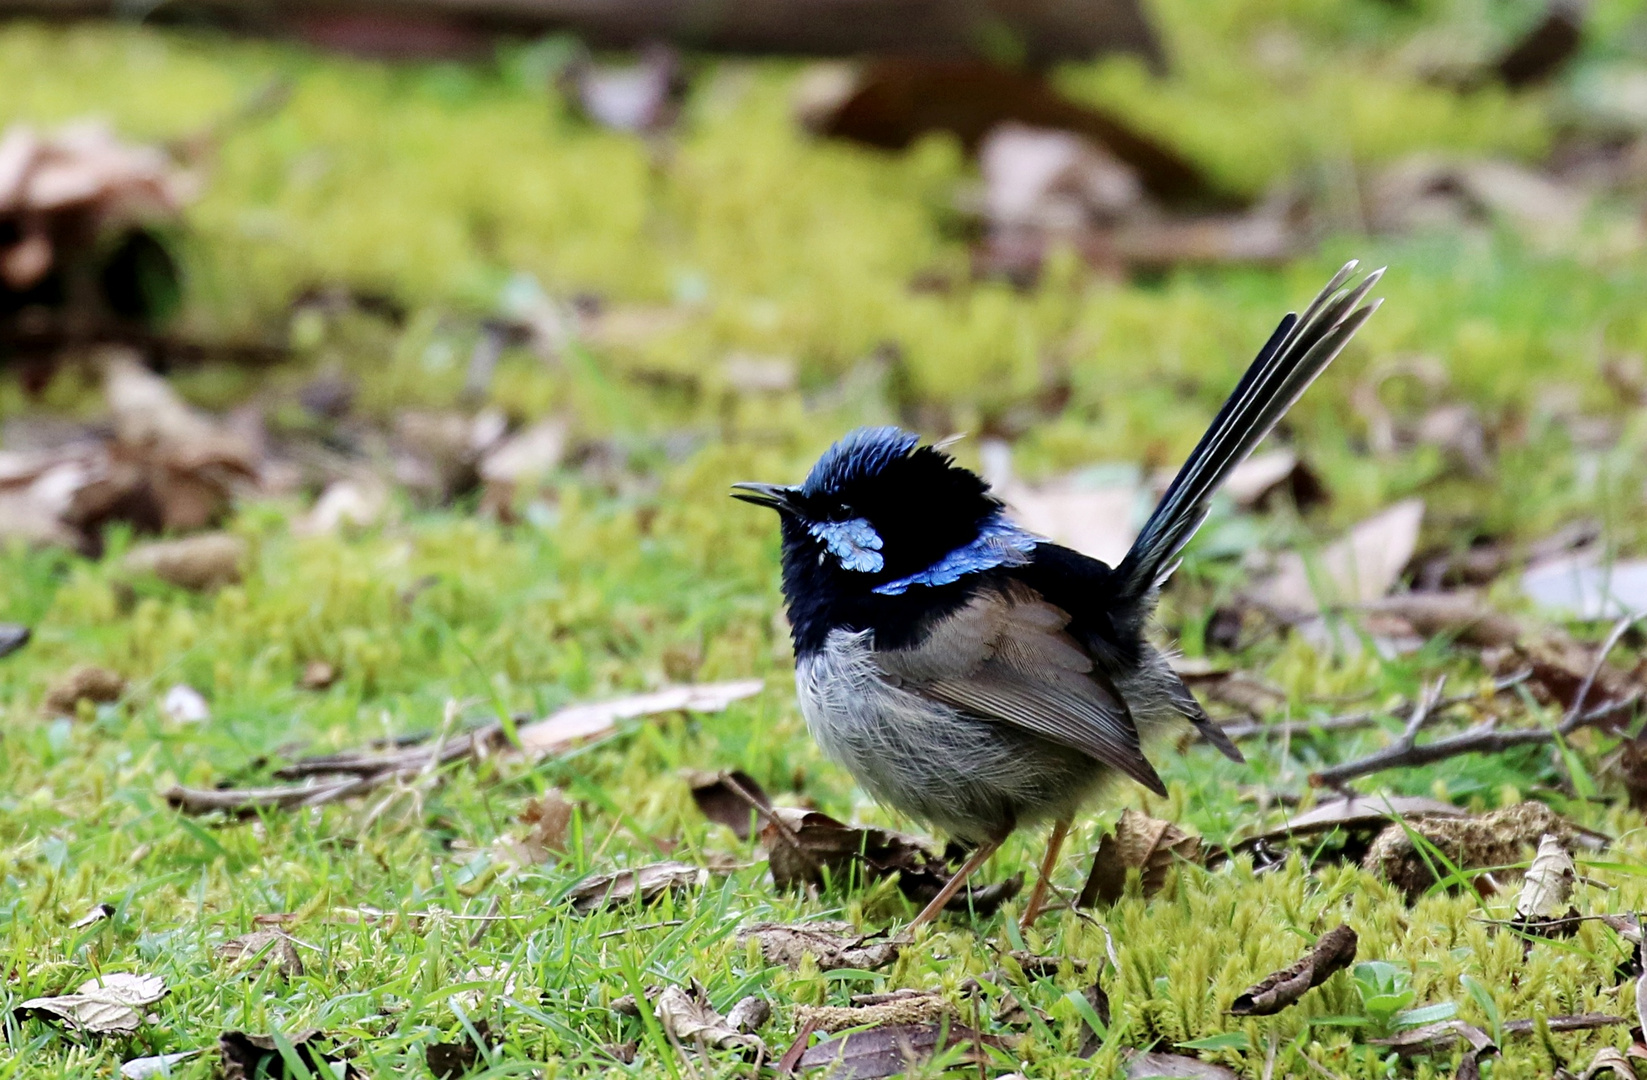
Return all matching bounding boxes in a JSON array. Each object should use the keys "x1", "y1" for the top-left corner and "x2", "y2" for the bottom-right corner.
[
  {"x1": 219, "y1": 1030, "x2": 354, "y2": 1080},
  {"x1": 161, "y1": 683, "x2": 210, "y2": 724},
  {"x1": 1125, "y1": 1052, "x2": 1240, "y2": 1079},
  {"x1": 1228, "y1": 923, "x2": 1358, "y2": 1016},
  {"x1": 1364, "y1": 801, "x2": 1607, "y2": 899},
  {"x1": 566, "y1": 860, "x2": 709, "y2": 913},
  {"x1": 1514, "y1": 834, "x2": 1579, "y2": 931},
  {"x1": 1373, "y1": 1014, "x2": 1622, "y2": 1055},
  {"x1": 512, "y1": 789, "x2": 573, "y2": 862},
  {"x1": 761, "y1": 806, "x2": 1020, "y2": 915},
  {"x1": 425, "y1": 1019, "x2": 494, "y2": 1079},
  {"x1": 995, "y1": 467, "x2": 1140, "y2": 567},
  {"x1": 1360, "y1": 592, "x2": 1524, "y2": 649},
  {"x1": 294, "y1": 478, "x2": 388, "y2": 535},
  {"x1": 689, "y1": 769, "x2": 774, "y2": 840},
  {"x1": 722, "y1": 354, "x2": 798, "y2": 395},
  {"x1": 18, "y1": 972, "x2": 167, "y2": 1035},
  {"x1": 977, "y1": 122, "x2": 1144, "y2": 230},
  {"x1": 562, "y1": 43, "x2": 684, "y2": 134},
  {"x1": 1247, "y1": 499, "x2": 1425, "y2": 620},
  {"x1": 120, "y1": 1050, "x2": 203, "y2": 1079},
  {"x1": 1221, "y1": 448, "x2": 1327, "y2": 512},
  {"x1": 515, "y1": 680, "x2": 763, "y2": 761},
  {"x1": 299, "y1": 659, "x2": 338, "y2": 690},
  {"x1": 42, "y1": 664, "x2": 125, "y2": 716},
  {"x1": 796, "y1": 1021, "x2": 1000, "y2": 1080},
  {"x1": 727, "y1": 995, "x2": 773, "y2": 1034},
  {"x1": 1522, "y1": 555, "x2": 1647, "y2": 621},
  {"x1": 1578, "y1": 1046, "x2": 1639, "y2": 1080},
  {"x1": 218, "y1": 930, "x2": 304, "y2": 978},
  {"x1": 1079, "y1": 809, "x2": 1203, "y2": 907},
  {"x1": 478, "y1": 417, "x2": 568, "y2": 492},
  {"x1": 1232, "y1": 794, "x2": 1465, "y2": 854},
  {"x1": 0, "y1": 623, "x2": 30, "y2": 659},
  {"x1": 737, "y1": 921, "x2": 901, "y2": 972},
  {"x1": 69, "y1": 903, "x2": 114, "y2": 929},
  {"x1": 123, "y1": 532, "x2": 246, "y2": 591},
  {"x1": 655, "y1": 981, "x2": 763, "y2": 1053},
  {"x1": 1495, "y1": 0, "x2": 1585, "y2": 88}
]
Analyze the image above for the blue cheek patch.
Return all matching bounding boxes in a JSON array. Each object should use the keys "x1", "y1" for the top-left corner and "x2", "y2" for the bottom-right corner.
[
  {"x1": 810, "y1": 517, "x2": 885, "y2": 573},
  {"x1": 872, "y1": 516, "x2": 1040, "y2": 595}
]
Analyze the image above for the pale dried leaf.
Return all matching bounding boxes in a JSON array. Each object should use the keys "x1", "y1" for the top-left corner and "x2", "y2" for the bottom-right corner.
[
  {"x1": 1079, "y1": 808, "x2": 1203, "y2": 907},
  {"x1": 162, "y1": 683, "x2": 210, "y2": 724},
  {"x1": 996, "y1": 470, "x2": 1140, "y2": 567},
  {"x1": 566, "y1": 861, "x2": 708, "y2": 913},
  {"x1": 18, "y1": 994, "x2": 141, "y2": 1034},
  {"x1": 295, "y1": 479, "x2": 388, "y2": 535},
  {"x1": 1581, "y1": 1047, "x2": 1638, "y2": 1080},
  {"x1": 727, "y1": 995, "x2": 772, "y2": 1034},
  {"x1": 69, "y1": 902, "x2": 114, "y2": 929},
  {"x1": 76, "y1": 972, "x2": 166, "y2": 1005},
  {"x1": 120, "y1": 1050, "x2": 203, "y2": 1079},
  {"x1": 1229, "y1": 924, "x2": 1358, "y2": 1016},
  {"x1": 478, "y1": 418, "x2": 567, "y2": 485},
  {"x1": 1635, "y1": 973, "x2": 1647, "y2": 1049},
  {"x1": 1515, "y1": 834, "x2": 1577, "y2": 922},
  {"x1": 655, "y1": 982, "x2": 763, "y2": 1053},
  {"x1": 515, "y1": 680, "x2": 762, "y2": 761},
  {"x1": 1248, "y1": 499, "x2": 1425, "y2": 618},
  {"x1": 512, "y1": 790, "x2": 573, "y2": 862},
  {"x1": 124, "y1": 534, "x2": 246, "y2": 591},
  {"x1": 218, "y1": 930, "x2": 304, "y2": 977},
  {"x1": 737, "y1": 921, "x2": 901, "y2": 971},
  {"x1": 1523, "y1": 555, "x2": 1647, "y2": 621}
]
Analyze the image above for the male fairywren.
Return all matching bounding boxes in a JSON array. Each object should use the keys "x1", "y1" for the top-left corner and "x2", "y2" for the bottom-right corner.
[{"x1": 734, "y1": 262, "x2": 1382, "y2": 926}]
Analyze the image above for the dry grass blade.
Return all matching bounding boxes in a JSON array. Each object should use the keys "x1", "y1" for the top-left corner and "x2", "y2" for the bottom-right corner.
[{"x1": 1229, "y1": 924, "x2": 1358, "y2": 1016}]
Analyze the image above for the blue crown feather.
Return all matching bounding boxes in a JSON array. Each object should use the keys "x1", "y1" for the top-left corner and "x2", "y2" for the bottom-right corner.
[{"x1": 802, "y1": 427, "x2": 921, "y2": 497}]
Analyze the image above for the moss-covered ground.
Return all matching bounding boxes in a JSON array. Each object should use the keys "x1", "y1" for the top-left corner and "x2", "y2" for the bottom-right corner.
[{"x1": 9, "y1": 2, "x2": 1647, "y2": 1076}]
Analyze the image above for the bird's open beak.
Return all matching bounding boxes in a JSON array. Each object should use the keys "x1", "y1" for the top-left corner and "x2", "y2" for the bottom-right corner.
[{"x1": 730, "y1": 482, "x2": 799, "y2": 512}]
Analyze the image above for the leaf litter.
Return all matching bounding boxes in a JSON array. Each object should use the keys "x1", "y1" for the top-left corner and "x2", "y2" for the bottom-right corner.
[
  {"x1": 17, "y1": 972, "x2": 167, "y2": 1035},
  {"x1": 1080, "y1": 808, "x2": 1203, "y2": 907},
  {"x1": 737, "y1": 921, "x2": 902, "y2": 971},
  {"x1": 1229, "y1": 923, "x2": 1359, "y2": 1016}
]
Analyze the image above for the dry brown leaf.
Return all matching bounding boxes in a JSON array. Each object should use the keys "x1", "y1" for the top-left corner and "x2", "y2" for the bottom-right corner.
[
  {"x1": 689, "y1": 769, "x2": 774, "y2": 840},
  {"x1": 796, "y1": 1020, "x2": 1002, "y2": 1079},
  {"x1": 760, "y1": 806, "x2": 1020, "y2": 915},
  {"x1": 123, "y1": 533, "x2": 247, "y2": 591},
  {"x1": 566, "y1": 861, "x2": 709, "y2": 913},
  {"x1": 727, "y1": 995, "x2": 773, "y2": 1034},
  {"x1": 425, "y1": 1018, "x2": 494, "y2": 1079},
  {"x1": 737, "y1": 921, "x2": 901, "y2": 972},
  {"x1": 1079, "y1": 808, "x2": 1203, "y2": 907},
  {"x1": 18, "y1": 972, "x2": 166, "y2": 1035},
  {"x1": 1247, "y1": 499, "x2": 1425, "y2": 619},
  {"x1": 1125, "y1": 1052, "x2": 1240, "y2": 1079},
  {"x1": 1579, "y1": 1046, "x2": 1639, "y2": 1080},
  {"x1": 655, "y1": 981, "x2": 764, "y2": 1054},
  {"x1": 219, "y1": 1029, "x2": 356, "y2": 1080},
  {"x1": 218, "y1": 930, "x2": 304, "y2": 978},
  {"x1": 299, "y1": 660, "x2": 338, "y2": 690},
  {"x1": 1221, "y1": 448, "x2": 1327, "y2": 511},
  {"x1": 43, "y1": 664, "x2": 125, "y2": 716},
  {"x1": 514, "y1": 680, "x2": 763, "y2": 761},
  {"x1": 1228, "y1": 924, "x2": 1357, "y2": 1016},
  {"x1": 515, "y1": 790, "x2": 573, "y2": 861}
]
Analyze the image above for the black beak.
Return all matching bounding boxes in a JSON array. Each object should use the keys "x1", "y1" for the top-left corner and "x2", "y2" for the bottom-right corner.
[{"x1": 731, "y1": 482, "x2": 799, "y2": 513}]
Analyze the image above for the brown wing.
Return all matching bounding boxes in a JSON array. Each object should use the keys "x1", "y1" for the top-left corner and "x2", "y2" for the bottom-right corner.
[{"x1": 876, "y1": 581, "x2": 1167, "y2": 796}]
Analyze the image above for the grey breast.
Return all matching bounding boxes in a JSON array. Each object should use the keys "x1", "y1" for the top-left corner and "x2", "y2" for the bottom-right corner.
[{"x1": 794, "y1": 582, "x2": 1155, "y2": 840}]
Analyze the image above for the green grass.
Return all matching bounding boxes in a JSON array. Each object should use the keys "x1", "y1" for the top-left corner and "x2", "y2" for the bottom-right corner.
[{"x1": 8, "y1": 3, "x2": 1647, "y2": 1077}]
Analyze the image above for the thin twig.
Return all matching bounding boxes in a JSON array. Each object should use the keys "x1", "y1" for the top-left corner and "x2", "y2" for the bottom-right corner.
[
  {"x1": 597, "y1": 921, "x2": 685, "y2": 939},
  {"x1": 1559, "y1": 613, "x2": 1646, "y2": 735},
  {"x1": 1308, "y1": 677, "x2": 1447, "y2": 787}
]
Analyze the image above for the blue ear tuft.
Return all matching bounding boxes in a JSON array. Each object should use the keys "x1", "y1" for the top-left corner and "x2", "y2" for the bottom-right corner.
[{"x1": 809, "y1": 517, "x2": 885, "y2": 573}]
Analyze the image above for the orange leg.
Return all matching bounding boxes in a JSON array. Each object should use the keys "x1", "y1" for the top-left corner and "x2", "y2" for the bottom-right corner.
[
  {"x1": 1018, "y1": 817, "x2": 1072, "y2": 929},
  {"x1": 908, "y1": 839, "x2": 1003, "y2": 928}
]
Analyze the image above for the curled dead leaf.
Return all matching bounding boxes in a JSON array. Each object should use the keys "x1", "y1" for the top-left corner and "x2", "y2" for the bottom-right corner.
[
  {"x1": 122, "y1": 532, "x2": 246, "y2": 591},
  {"x1": 218, "y1": 930, "x2": 304, "y2": 978},
  {"x1": 219, "y1": 1030, "x2": 356, "y2": 1080},
  {"x1": 796, "y1": 1020, "x2": 1002, "y2": 1080},
  {"x1": 1229, "y1": 924, "x2": 1358, "y2": 1016},
  {"x1": 655, "y1": 980, "x2": 764, "y2": 1054},
  {"x1": 1079, "y1": 808, "x2": 1203, "y2": 907},
  {"x1": 1513, "y1": 834, "x2": 1579, "y2": 933},
  {"x1": 688, "y1": 769, "x2": 774, "y2": 840},
  {"x1": 120, "y1": 1050, "x2": 203, "y2": 1079},
  {"x1": 566, "y1": 860, "x2": 709, "y2": 913},
  {"x1": 18, "y1": 972, "x2": 166, "y2": 1035},
  {"x1": 737, "y1": 921, "x2": 901, "y2": 972}
]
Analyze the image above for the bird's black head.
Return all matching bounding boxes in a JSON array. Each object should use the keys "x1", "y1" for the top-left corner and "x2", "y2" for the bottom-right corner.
[{"x1": 734, "y1": 427, "x2": 1036, "y2": 650}]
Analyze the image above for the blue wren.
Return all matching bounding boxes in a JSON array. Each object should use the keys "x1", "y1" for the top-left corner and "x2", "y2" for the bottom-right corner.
[{"x1": 734, "y1": 262, "x2": 1382, "y2": 927}]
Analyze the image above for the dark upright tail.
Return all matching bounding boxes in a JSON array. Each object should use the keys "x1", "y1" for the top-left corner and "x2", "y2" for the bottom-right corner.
[{"x1": 1114, "y1": 261, "x2": 1383, "y2": 611}]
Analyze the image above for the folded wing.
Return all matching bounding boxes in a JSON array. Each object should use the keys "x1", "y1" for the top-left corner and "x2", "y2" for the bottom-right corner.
[{"x1": 876, "y1": 581, "x2": 1167, "y2": 796}]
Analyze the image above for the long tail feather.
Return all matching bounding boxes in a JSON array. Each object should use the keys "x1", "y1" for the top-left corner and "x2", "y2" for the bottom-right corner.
[{"x1": 1114, "y1": 262, "x2": 1383, "y2": 608}]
